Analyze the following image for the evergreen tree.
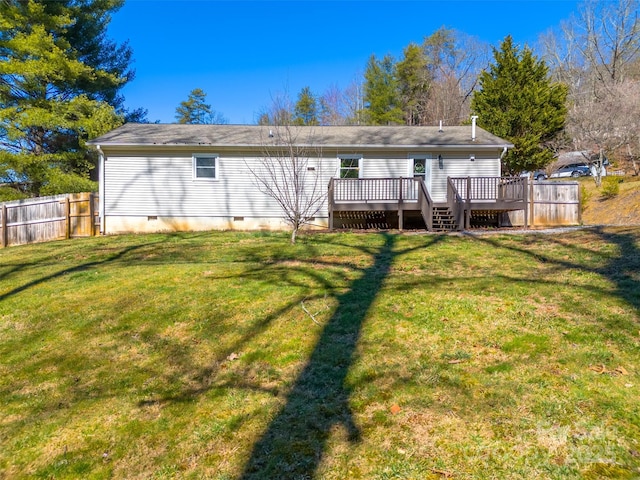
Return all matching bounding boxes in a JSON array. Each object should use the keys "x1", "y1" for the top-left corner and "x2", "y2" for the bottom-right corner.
[
  {"x1": 0, "y1": 0, "x2": 128, "y2": 197},
  {"x1": 471, "y1": 36, "x2": 567, "y2": 174},
  {"x1": 362, "y1": 54, "x2": 403, "y2": 125},
  {"x1": 175, "y1": 89, "x2": 211, "y2": 124},
  {"x1": 175, "y1": 88, "x2": 227, "y2": 124},
  {"x1": 396, "y1": 43, "x2": 430, "y2": 125},
  {"x1": 44, "y1": 0, "x2": 135, "y2": 112},
  {"x1": 293, "y1": 86, "x2": 318, "y2": 126}
]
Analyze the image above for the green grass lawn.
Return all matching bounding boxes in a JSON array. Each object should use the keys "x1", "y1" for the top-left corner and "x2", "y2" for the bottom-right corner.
[{"x1": 1, "y1": 228, "x2": 639, "y2": 479}]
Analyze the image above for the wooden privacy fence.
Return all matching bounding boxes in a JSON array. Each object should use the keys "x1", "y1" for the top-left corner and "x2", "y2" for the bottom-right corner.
[
  {"x1": 501, "y1": 181, "x2": 580, "y2": 227},
  {"x1": 0, "y1": 192, "x2": 99, "y2": 248}
]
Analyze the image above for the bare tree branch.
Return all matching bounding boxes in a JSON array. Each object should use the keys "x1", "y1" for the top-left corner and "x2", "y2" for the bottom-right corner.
[{"x1": 246, "y1": 124, "x2": 327, "y2": 244}]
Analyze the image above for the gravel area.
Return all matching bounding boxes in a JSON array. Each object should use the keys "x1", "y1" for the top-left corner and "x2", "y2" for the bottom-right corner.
[{"x1": 459, "y1": 224, "x2": 639, "y2": 236}]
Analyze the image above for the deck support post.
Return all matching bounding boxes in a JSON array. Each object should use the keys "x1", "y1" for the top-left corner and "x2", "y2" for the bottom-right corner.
[
  {"x1": 398, "y1": 177, "x2": 404, "y2": 230},
  {"x1": 328, "y1": 179, "x2": 335, "y2": 230},
  {"x1": 466, "y1": 177, "x2": 472, "y2": 229}
]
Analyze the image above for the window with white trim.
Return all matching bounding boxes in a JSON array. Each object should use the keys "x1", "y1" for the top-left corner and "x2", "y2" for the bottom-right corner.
[
  {"x1": 410, "y1": 155, "x2": 432, "y2": 192},
  {"x1": 193, "y1": 154, "x2": 218, "y2": 180},
  {"x1": 413, "y1": 158, "x2": 427, "y2": 179},
  {"x1": 339, "y1": 156, "x2": 361, "y2": 178}
]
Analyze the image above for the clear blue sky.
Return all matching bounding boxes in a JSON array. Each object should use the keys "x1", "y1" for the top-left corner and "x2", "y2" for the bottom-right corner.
[{"x1": 108, "y1": 0, "x2": 581, "y2": 124}]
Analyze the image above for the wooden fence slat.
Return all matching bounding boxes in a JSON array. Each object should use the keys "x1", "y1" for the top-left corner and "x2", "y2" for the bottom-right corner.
[
  {"x1": 0, "y1": 192, "x2": 98, "y2": 247},
  {"x1": 65, "y1": 197, "x2": 71, "y2": 240},
  {"x1": 1, "y1": 204, "x2": 6, "y2": 248}
]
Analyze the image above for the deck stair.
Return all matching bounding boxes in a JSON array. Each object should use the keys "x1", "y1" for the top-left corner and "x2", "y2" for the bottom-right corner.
[{"x1": 431, "y1": 206, "x2": 457, "y2": 232}]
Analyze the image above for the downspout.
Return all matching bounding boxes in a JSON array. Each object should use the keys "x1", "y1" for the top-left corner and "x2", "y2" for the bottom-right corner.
[
  {"x1": 499, "y1": 146, "x2": 508, "y2": 177},
  {"x1": 96, "y1": 145, "x2": 105, "y2": 234}
]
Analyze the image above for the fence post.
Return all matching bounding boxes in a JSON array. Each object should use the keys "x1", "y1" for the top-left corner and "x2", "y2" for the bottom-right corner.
[
  {"x1": 529, "y1": 179, "x2": 535, "y2": 227},
  {"x1": 577, "y1": 182, "x2": 582, "y2": 225},
  {"x1": 89, "y1": 193, "x2": 95, "y2": 236},
  {"x1": 1, "y1": 204, "x2": 7, "y2": 248},
  {"x1": 65, "y1": 197, "x2": 71, "y2": 239},
  {"x1": 523, "y1": 178, "x2": 529, "y2": 228}
]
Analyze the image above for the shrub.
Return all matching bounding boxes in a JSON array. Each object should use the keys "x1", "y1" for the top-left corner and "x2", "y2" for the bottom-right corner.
[
  {"x1": 0, "y1": 186, "x2": 29, "y2": 202},
  {"x1": 580, "y1": 184, "x2": 592, "y2": 211},
  {"x1": 40, "y1": 171, "x2": 98, "y2": 196},
  {"x1": 601, "y1": 176, "x2": 622, "y2": 199}
]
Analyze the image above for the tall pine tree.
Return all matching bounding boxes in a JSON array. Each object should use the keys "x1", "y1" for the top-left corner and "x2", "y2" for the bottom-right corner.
[
  {"x1": 362, "y1": 54, "x2": 403, "y2": 125},
  {"x1": 0, "y1": 0, "x2": 130, "y2": 198},
  {"x1": 471, "y1": 36, "x2": 567, "y2": 174},
  {"x1": 396, "y1": 43, "x2": 430, "y2": 125},
  {"x1": 293, "y1": 86, "x2": 318, "y2": 126}
]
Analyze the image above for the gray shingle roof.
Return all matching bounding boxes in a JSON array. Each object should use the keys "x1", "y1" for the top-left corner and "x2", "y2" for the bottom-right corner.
[{"x1": 88, "y1": 123, "x2": 512, "y2": 149}]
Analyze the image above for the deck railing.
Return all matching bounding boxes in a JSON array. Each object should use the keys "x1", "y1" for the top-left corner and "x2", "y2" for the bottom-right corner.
[
  {"x1": 330, "y1": 177, "x2": 421, "y2": 203},
  {"x1": 448, "y1": 176, "x2": 528, "y2": 228},
  {"x1": 447, "y1": 178, "x2": 465, "y2": 229},
  {"x1": 328, "y1": 177, "x2": 434, "y2": 230},
  {"x1": 449, "y1": 176, "x2": 527, "y2": 202},
  {"x1": 417, "y1": 179, "x2": 434, "y2": 231}
]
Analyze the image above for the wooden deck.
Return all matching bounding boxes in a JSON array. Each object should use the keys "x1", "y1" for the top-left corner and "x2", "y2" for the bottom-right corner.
[{"x1": 328, "y1": 176, "x2": 528, "y2": 231}]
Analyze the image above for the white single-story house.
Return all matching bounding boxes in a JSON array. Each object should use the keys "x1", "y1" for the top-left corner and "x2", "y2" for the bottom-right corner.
[{"x1": 88, "y1": 122, "x2": 525, "y2": 234}]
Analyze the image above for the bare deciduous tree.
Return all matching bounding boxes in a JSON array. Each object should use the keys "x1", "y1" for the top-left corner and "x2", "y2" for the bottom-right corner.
[
  {"x1": 580, "y1": 0, "x2": 640, "y2": 85},
  {"x1": 568, "y1": 79, "x2": 640, "y2": 184},
  {"x1": 541, "y1": 0, "x2": 640, "y2": 177},
  {"x1": 342, "y1": 76, "x2": 365, "y2": 125},
  {"x1": 247, "y1": 124, "x2": 327, "y2": 244},
  {"x1": 318, "y1": 84, "x2": 348, "y2": 126},
  {"x1": 543, "y1": 0, "x2": 640, "y2": 87},
  {"x1": 423, "y1": 29, "x2": 489, "y2": 125}
]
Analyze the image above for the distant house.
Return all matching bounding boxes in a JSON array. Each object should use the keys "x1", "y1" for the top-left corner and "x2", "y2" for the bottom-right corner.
[{"x1": 88, "y1": 123, "x2": 528, "y2": 234}]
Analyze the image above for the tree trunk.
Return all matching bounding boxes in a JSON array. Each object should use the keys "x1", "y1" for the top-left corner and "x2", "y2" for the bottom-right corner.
[{"x1": 593, "y1": 150, "x2": 605, "y2": 187}]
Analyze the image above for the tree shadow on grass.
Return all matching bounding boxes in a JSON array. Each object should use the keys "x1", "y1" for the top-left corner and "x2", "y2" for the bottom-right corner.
[
  {"x1": 0, "y1": 232, "x2": 213, "y2": 303},
  {"x1": 238, "y1": 233, "x2": 396, "y2": 479},
  {"x1": 464, "y1": 226, "x2": 640, "y2": 315},
  {"x1": 591, "y1": 226, "x2": 640, "y2": 313}
]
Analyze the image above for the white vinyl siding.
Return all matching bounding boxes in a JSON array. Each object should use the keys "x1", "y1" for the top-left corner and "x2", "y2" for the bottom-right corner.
[
  {"x1": 336, "y1": 154, "x2": 409, "y2": 179},
  {"x1": 430, "y1": 152, "x2": 501, "y2": 202},
  {"x1": 104, "y1": 153, "x2": 336, "y2": 218},
  {"x1": 102, "y1": 147, "x2": 502, "y2": 225}
]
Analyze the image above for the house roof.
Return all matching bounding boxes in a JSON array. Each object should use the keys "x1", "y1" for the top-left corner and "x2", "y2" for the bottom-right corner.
[{"x1": 88, "y1": 123, "x2": 513, "y2": 150}]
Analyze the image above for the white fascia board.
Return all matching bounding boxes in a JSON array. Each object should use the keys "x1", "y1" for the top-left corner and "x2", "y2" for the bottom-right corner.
[{"x1": 90, "y1": 142, "x2": 513, "y2": 151}]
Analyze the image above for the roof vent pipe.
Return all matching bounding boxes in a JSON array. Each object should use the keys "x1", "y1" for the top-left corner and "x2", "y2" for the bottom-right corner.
[
  {"x1": 439, "y1": 120, "x2": 443, "y2": 132},
  {"x1": 268, "y1": 129, "x2": 274, "y2": 138},
  {"x1": 471, "y1": 115, "x2": 478, "y2": 141}
]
